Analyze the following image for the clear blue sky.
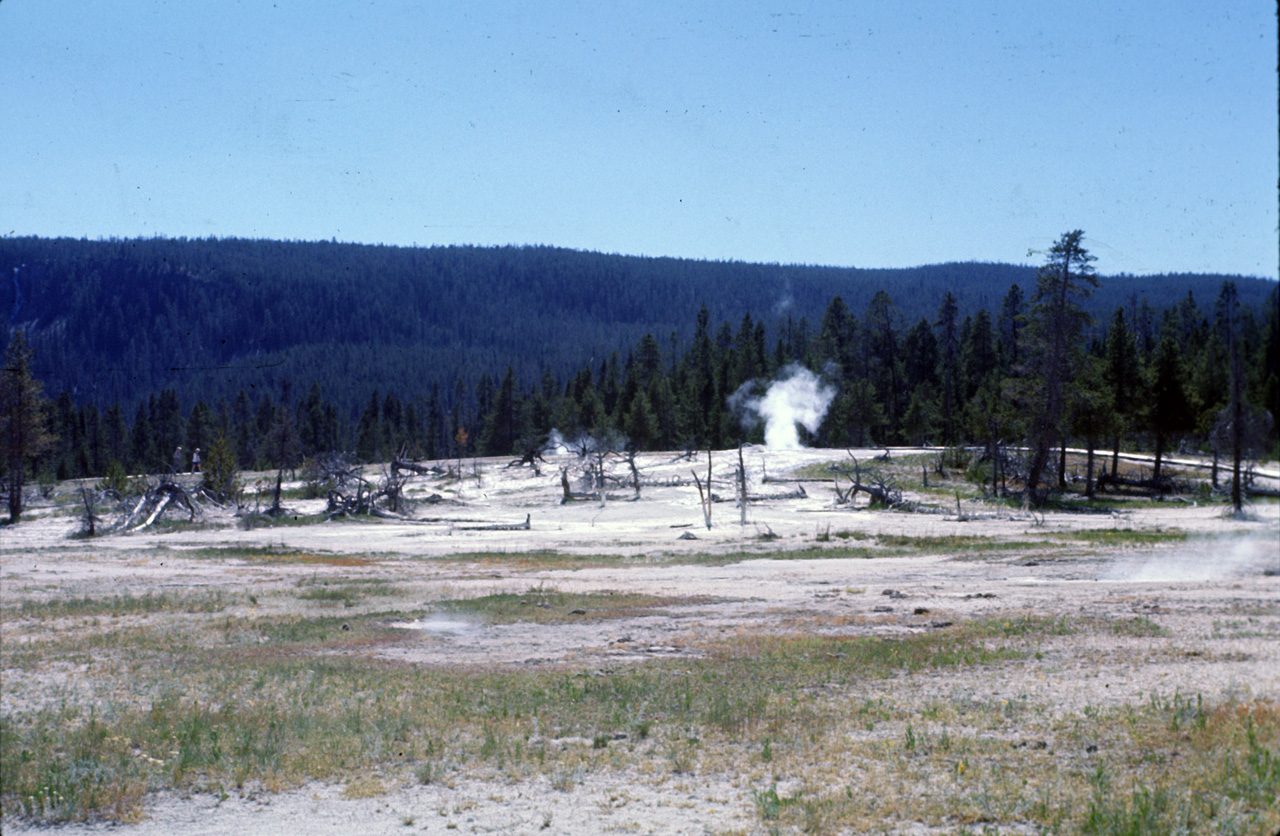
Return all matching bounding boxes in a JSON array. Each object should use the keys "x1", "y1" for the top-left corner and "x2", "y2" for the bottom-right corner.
[{"x1": 3, "y1": 1, "x2": 1276, "y2": 278}]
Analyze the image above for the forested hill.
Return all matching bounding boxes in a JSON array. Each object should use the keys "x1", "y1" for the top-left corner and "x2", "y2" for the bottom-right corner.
[{"x1": 1, "y1": 235, "x2": 1271, "y2": 415}]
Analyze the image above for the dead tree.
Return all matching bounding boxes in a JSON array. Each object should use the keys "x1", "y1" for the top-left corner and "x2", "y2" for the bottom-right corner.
[
  {"x1": 118, "y1": 480, "x2": 199, "y2": 531},
  {"x1": 737, "y1": 445, "x2": 748, "y2": 526},
  {"x1": 323, "y1": 463, "x2": 414, "y2": 519},
  {"x1": 78, "y1": 488, "x2": 102, "y2": 536},
  {"x1": 391, "y1": 454, "x2": 441, "y2": 479},
  {"x1": 625, "y1": 449, "x2": 642, "y2": 499},
  {"x1": 831, "y1": 452, "x2": 904, "y2": 509},
  {"x1": 691, "y1": 446, "x2": 713, "y2": 529}
]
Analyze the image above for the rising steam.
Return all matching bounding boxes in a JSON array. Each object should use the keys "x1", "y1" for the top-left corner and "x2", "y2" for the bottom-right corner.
[{"x1": 729, "y1": 364, "x2": 836, "y2": 449}]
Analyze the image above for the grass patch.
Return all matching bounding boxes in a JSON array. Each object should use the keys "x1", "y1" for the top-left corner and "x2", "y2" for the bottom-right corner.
[
  {"x1": 1110, "y1": 616, "x2": 1168, "y2": 637},
  {"x1": 432, "y1": 588, "x2": 713, "y2": 624},
  {"x1": 874, "y1": 534, "x2": 1043, "y2": 553},
  {"x1": 428, "y1": 550, "x2": 632, "y2": 571},
  {"x1": 185, "y1": 546, "x2": 381, "y2": 567},
  {"x1": 294, "y1": 579, "x2": 402, "y2": 608},
  {"x1": 1053, "y1": 529, "x2": 1188, "y2": 546},
  {"x1": 0, "y1": 614, "x2": 1059, "y2": 823},
  {"x1": 16, "y1": 591, "x2": 235, "y2": 619},
  {"x1": 4, "y1": 605, "x2": 1275, "y2": 833}
]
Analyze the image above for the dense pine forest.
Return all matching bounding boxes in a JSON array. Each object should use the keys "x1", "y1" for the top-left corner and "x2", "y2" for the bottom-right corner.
[{"x1": 2, "y1": 234, "x2": 1277, "y2": 493}]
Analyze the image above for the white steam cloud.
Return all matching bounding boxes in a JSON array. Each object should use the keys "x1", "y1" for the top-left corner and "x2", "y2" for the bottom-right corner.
[
  {"x1": 1099, "y1": 535, "x2": 1278, "y2": 583},
  {"x1": 729, "y1": 364, "x2": 836, "y2": 449}
]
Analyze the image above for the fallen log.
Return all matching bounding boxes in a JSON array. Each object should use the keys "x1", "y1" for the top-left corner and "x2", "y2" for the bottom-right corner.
[
  {"x1": 746, "y1": 485, "x2": 807, "y2": 502},
  {"x1": 391, "y1": 456, "x2": 443, "y2": 478},
  {"x1": 456, "y1": 514, "x2": 532, "y2": 531}
]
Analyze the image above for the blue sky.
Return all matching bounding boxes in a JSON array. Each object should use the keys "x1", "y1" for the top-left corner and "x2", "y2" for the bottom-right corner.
[{"x1": 3, "y1": 1, "x2": 1276, "y2": 278}]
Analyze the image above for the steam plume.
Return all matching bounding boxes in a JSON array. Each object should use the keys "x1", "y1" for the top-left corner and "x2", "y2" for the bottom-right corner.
[{"x1": 729, "y1": 364, "x2": 836, "y2": 449}]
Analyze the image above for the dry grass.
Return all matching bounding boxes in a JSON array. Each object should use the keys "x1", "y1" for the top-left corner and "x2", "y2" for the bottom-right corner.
[{"x1": 7, "y1": 596, "x2": 1274, "y2": 833}]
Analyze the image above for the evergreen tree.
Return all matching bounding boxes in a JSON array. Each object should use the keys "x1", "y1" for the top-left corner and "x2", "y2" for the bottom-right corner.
[
  {"x1": 1103, "y1": 308, "x2": 1141, "y2": 478},
  {"x1": 1, "y1": 332, "x2": 54, "y2": 522},
  {"x1": 356, "y1": 391, "x2": 382, "y2": 463},
  {"x1": 129, "y1": 403, "x2": 152, "y2": 473},
  {"x1": 153, "y1": 389, "x2": 185, "y2": 472},
  {"x1": 863, "y1": 290, "x2": 904, "y2": 443},
  {"x1": 300, "y1": 382, "x2": 328, "y2": 455},
  {"x1": 479, "y1": 367, "x2": 522, "y2": 456},
  {"x1": 1067, "y1": 355, "x2": 1114, "y2": 497},
  {"x1": 997, "y1": 283, "x2": 1024, "y2": 371},
  {"x1": 1023, "y1": 231, "x2": 1098, "y2": 502},
  {"x1": 623, "y1": 390, "x2": 660, "y2": 451},
  {"x1": 1146, "y1": 334, "x2": 1193, "y2": 484},
  {"x1": 960, "y1": 309, "x2": 998, "y2": 401},
  {"x1": 103, "y1": 402, "x2": 129, "y2": 472},
  {"x1": 185, "y1": 401, "x2": 212, "y2": 469},
  {"x1": 935, "y1": 292, "x2": 960, "y2": 444},
  {"x1": 201, "y1": 431, "x2": 242, "y2": 503}
]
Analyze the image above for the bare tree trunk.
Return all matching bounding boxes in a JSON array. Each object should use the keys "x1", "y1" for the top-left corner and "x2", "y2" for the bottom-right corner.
[
  {"x1": 627, "y1": 450, "x2": 641, "y2": 499},
  {"x1": 738, "y1": 445, "x2": 748, "y2": 526},
  {"x1": 1228, "y1": 287, "x2": 1244, "y2": 514},
  {"x1": 1085, "y1": 439, "x2": 1096, "y2": 498}
]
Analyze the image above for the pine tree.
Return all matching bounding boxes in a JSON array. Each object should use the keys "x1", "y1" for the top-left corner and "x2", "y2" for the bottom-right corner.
[
  {"x1": 1147, "y1": 334, "x2": 1193, "y2": 485},
  {"x1": 1, "y1": 332, "x2": 54, "y2": 523},
  {"x1": 935, "y1": 293, "x2": 960, "y2": 444},
  {"x1": 1103, "y1": 308, "x2": 1141, "y2": 478},
  {"x1": 1023, "y1": 231, "x2": 1098, "y2": 503}
]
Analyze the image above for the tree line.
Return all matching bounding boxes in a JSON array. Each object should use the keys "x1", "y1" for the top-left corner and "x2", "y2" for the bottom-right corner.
[
  {"x1": 4, "y1": 234, "x2": 1272, "y2": 423},
  {"x1": 5, "y1": 230, "x2": 1274, "y2": 514},
  {"x1": 7, "y1": 232, "x2": 1276, "y2": 517}
]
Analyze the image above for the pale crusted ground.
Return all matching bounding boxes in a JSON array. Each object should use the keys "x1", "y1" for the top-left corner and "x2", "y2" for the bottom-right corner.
[{"x1": 2, "y1": 447, "x2": 1278, "y2": 834}]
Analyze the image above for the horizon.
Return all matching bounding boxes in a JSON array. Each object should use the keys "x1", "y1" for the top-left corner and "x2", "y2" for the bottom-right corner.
[
  {"x1": 7, "y1": 232, "x2": 1276, "y2": 282},
  {"x1": 3, "y1": 2, "x2": 1276, "y2": 279}
]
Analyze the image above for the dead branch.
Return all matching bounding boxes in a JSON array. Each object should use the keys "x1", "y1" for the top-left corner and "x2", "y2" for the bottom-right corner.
[
  {"x1": 745, "y1": 485, "x2": 807, "y2": 502},
  {"x1": 831, "y1": 452, "x2": 904, "y2": 509},
  {"x1": 325, "y1": 467, "x2": 414, "y2": 519},
  {"x1": 392, "y1": 455, "x2": 444, "y2": 478},
  {"x1": 124, "y1": 480, "x2": 198, "y2": 531}
]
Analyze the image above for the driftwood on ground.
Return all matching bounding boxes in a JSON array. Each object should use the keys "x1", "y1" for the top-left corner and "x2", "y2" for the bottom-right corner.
[
  {"x1": 830, "y1": 452, "x2": 905, "y2": 509},
  {"x1": 115, "y1": 480, "x2": 199, "y2": 531},
  {"x1": 456, "y1": 514, "x2": 531, "y2": 531}
]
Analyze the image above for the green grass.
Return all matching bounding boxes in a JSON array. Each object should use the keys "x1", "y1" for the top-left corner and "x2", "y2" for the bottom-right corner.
[
  {"x1": 432, "y1": 588, "x2": 716, "y2": 624},
  {"x1": 3, "y1": 600, "x2": 1276, "y2": 834},
  {"x1": 1052, "y1": 529, "x2": 1188, "y2": 546},
  {"x1": 294, "y1": 579, "x2": 402, "y2": 607},
  {"x1": 0, "y1": 614, "x2": 1060, "y2": 822},
  {"x1": 15, "y1": 591, "x2": 235, "y2": 619}
]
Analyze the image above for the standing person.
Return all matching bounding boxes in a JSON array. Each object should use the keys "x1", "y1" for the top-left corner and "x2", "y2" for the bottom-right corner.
[
  {"x1": 173, "y1": 446, "x2": 183, "y2": 474},
  {"x1": 191, "y1": 447, "x2": 201, "y2": 473}
]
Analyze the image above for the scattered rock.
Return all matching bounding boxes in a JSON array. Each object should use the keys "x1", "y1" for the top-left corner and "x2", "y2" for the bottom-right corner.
[
  {"x1": 913, "y1": 606, "x2": 930, "y2": 615},
  {"x1": 964, "y1": 592, "x2": 997, "y2": 599},
  {"x1": 678, "y1": 531, "x2": 699, "y2": 540},
  {"x1": 341, "y1": 622, "x2": 350, "y2": 632},
  {"x1": 882, "y1": 589, "x2": 906, "y2": 599},
  {"x1": 929, "y1": 620, "x2": 953, "y2": 629},
  {"x1": 872, "y1": 605, "x2": 894, "y2": 613},
  {"x1": 568, "y1": 608, "x2": 587, "y2": 615}
]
